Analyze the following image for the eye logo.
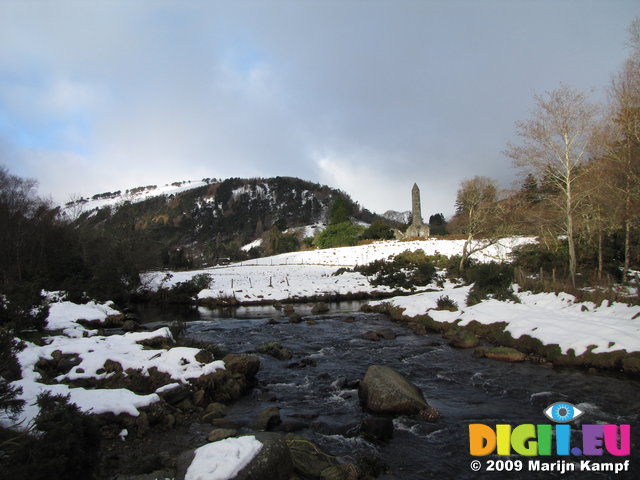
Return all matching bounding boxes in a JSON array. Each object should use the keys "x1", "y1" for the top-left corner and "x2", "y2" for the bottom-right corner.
[{"x1": 543, "y1": 402, "x2": 584, "y2": 423}]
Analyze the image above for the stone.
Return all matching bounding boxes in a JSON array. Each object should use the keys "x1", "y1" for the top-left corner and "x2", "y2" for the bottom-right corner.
[
  {"x1": 257, "y1": 341, "x2": 293, "y2": 361},
  {"x1": 287, "y1": 434, "x2": 355, "y2": 480},
  {"x1": 202, "y1": 402, "x2": 227, "y2": 422},
  {"x1": 253, "y1": 406, "x2": 282, "y2": 431},
  {"x1": 358, "y1": 365, "x2": 439, "y2": 421},
  {"x1": 235, "y1": 433, "x2": 293, "y2": 480},
  {"x1": 222, "y1": 354, "x2": 260, "y2": 379},
  {"x1": 288, "y1": 313, "x2": 303, "y2": 323},
  {"x1": 311, "y1": 302, "x2": 330, "y2": 314},
  {"x1": 475, "y1": 347, "x2": 526, "y2": 363},
  {"x1": 376, "y1": 328, "x2": 396, "y2": 340},
  {"x1": 362, "y1": 331, "x2": 380, "y2": 341},
  {"x1": 207, "y1": 428, "x2": 237, "y2": 442},
  {"x1": 122, "y1": 319, "x2": 138, "y2": 332},
  {"x1": 360, "y1": 416, "x2": 394, "y2": 443},
  {"x1": 449, "y1": 329, "x2": 480, "y2": 349}
]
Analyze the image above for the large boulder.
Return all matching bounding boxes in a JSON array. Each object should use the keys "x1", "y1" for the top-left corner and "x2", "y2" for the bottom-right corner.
[
  {"x1": 176, "y1": 433, "x2": 292, "y2": 480},
  {"x1": 358, "y1": 365, "x2": 439, "y2": 421}
]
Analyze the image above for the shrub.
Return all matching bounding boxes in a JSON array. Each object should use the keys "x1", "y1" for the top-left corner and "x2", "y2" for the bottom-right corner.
[
  {"x1": 314, "y1": 222, "x2": 365, "y2": 249},
  {"x1": 0, "y1": 288, "x2": 49, "y2": 332},
  {"x1": 0, "y1": 328, "x2": 24, "y2": 418},
  {"x1": 361, "y1": 220, "x2": 395, "y2": 240},
  {"x1": 435, "y1": 295, "x2": 458, "y2": 311},
  {"x1": 5, "y1": 393, "x2": 101, "y2": 480},
  {"x1": 465, "y1": 262, "x2": 519, "y2": 306},
  {"x1": 355, "y1": 249, "x2": 437, "y2": 289}
]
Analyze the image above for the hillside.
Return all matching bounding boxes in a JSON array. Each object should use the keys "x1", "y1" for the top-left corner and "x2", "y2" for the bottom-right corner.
[{"x1": 70, "y1": 176, "x2": 392, "y2": 268}]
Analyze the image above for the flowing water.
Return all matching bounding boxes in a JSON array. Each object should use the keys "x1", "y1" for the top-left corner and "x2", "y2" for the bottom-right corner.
[{"x1": 143, "y1": 303, "x2": 640, "y2": 479}]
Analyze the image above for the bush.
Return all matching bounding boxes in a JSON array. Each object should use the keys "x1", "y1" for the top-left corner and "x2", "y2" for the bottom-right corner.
[
  {"x1": 361, "y1": 220, "x2": 394, "y2": 240},
  {"x1": 0, "y1": 328, "x2": 24, "y2": 418},
  {"x1": 0, "y1": 288, "x2": 49, "y2": 332},
  {"x1": 4, "y1": 393, "x2": 101, "y2": 480},
  {"x1": 465, "y1": 262, "x2": 519, "y2": 306},
  {"x1": 354, "y1": 249, "x2": 437, "y2": 289},
  {"x1": 152, "y1": 273, "x2": 213, "y2": 304},
  {"x1": 314, "y1": 222, "x2": 365, "y2": 249},
  {"x1": 435, "y1": 295, "x2": 458, "y2": 311}
]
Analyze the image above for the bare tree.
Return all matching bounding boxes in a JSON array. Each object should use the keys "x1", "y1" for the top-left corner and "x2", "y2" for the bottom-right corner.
[
  {"x1": 505, "y1": 84, "x2": 599, "y2": 287},
  {"x1": 603, "y1": 18, "x2": 640, "y2": 280},
  {"x1": 452, "y1": 176, "x2": 504, "y2": 273}
]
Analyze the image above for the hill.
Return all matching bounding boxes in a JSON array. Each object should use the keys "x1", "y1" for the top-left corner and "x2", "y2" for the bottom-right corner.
[{"x1": 70, "y1": 176, "x2": 392, "y2": 268}]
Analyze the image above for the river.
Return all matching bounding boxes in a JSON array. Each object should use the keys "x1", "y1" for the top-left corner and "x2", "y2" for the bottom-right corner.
[{"x1": 142, "y1": 302, "x2": 640, "y2": 479}]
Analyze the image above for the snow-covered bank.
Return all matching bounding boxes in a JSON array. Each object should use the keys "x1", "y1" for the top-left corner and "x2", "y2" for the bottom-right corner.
[
  {"x1": 1, "y1": 299, "x2": 225, "y2": 429},
  {"x1": 368, "y1": 286, "x2": 640, "y2": 356},
  {"x1": 143, "y1": 237, "x2": 537, "y2": 303}
]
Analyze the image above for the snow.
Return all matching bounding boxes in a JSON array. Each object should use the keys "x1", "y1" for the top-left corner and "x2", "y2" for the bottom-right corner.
[
  {"x1": 369, "y1": 285, "x2": 640, "y2": 355},
  {"x1": 143, "y1": 236, "x2": 537, "y2": 303},
  {"x1": 63, "y1": 180, "x2": 207, "y2": 215},
  {"x1": 1, "y1": 298, "x2": 225, "y2": 429},
  {"x1": 185, "y1": 436, "x2": 263, "y2": 480},
  {"x1": 240, "y1": 238, "x2": 263, "y2": 252}
]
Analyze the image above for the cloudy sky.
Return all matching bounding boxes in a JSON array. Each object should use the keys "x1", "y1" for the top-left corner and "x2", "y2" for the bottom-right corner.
[{"x1": 1, "y1": 1, "x2": 638, "y2": 217}]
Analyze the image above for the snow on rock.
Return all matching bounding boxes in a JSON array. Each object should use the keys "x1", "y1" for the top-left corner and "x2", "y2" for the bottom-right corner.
[
  {"x1": 369, "y1": 287, "x2": 640, "y2": 356},
  {"x1": 185, "y1": 436, "x2": 263, "y2": 480},
  {"x1": 46, "y1": 300, "x2": 121, "y2": 337},
  {"x1": 0, "y1": 298, "x2": 225, "y2": 429}
]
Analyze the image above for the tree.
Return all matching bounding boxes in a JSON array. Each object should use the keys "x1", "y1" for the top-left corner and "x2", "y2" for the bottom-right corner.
[
  {"x1": 328, "y1": 196, "x2": 350, "y2": 224},
  {"x1": 505, "y1": 84, "x2": 599, "y2": 287},
  {"x1": 428, "y1": 213, "x2": 447, "y2": 235},
  {"x1": 451, "y1": 176, "x2": 503, "y2": 272},
  {"x1": 600, "y1": 18, "x2": 640, "y2": 281}
]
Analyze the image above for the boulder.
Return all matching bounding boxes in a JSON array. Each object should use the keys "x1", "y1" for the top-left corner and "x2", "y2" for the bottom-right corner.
[
  {"x1": 376, "y1": 328, "x2": 396, "y2": 340},
  {"x1": 475, "y1": 347, "x2": 525, "y2": 363},
  {"x1": 202, "y1": 402, "x2": 227, "y2": 423},
  {"x1": 235, "y1": 433, "x2": 293, "y2": 480},
  {"x1": 449, "y1": 329, "x2": 479, "y2": 349},
  {"x1": 358, "y1": 365, "x2": 439, "y2": 421},
  {"x1": 253, "y1": 406, "x2": 282, "y2": 431},
  {"x1": 362, "y1": 331, "x2": 380, "y2": 341},
  {"x1": 311, "y1": 302, "x2": 330, "y2": 314},
  {"x1": 222, "y1": 354, "x2": 260, "y2": 379},
  {"x1": 207, "y1": 428, "x2": 237, "y2": 442},
  {"x1": 287, "y1": 434, "x2": 359, "y2": 480},
  {"x1": 257, "y1": 341, "x2": 293, "y2": 361},
  {"x1": 360, "y1": 416, "x2": 394, "y2": 443}
]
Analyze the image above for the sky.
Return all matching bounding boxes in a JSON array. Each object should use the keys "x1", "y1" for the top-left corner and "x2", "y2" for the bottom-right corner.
[{"x1": 0, "y1": 0, "x2": 638, "y2": 218}]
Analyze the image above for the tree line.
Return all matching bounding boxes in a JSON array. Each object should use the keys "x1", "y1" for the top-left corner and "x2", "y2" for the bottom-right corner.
[{"x1": 450, "y1": 19, "x2": 640, "y2": 288}]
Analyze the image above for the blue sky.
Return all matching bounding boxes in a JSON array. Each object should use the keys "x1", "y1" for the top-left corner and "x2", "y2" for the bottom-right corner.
[{"x1": 0, "y1": 0, "x2": 638, "y2": 216}]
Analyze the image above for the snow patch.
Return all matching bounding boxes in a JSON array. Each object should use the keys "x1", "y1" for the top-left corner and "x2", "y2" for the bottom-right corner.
[{"x1": 185, "y1": 436, "x2": 263, "y2": 480}]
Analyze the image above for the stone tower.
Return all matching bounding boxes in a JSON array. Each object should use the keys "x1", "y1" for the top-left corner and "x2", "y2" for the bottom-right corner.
[
  {"x1": 402, "y1": 183, "x2": 430, "y2": 238},
  {"x1": 412, "y1": 183, "x2": 423, "y2": 226}
]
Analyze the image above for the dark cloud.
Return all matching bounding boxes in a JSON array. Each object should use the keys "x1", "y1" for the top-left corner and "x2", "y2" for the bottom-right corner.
[{"x1": 0, "y1": 0, "x2": 637, "y2": 216}]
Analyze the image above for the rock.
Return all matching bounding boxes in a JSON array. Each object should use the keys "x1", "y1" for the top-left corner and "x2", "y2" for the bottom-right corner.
[
  {"x1": 202, "y1": 402, "x2": 228, "y2": 423},
  {"x1": 222, "y1": 354, "x2": 261, "y2": 379},
  {"x1": 207, "y1": 428, "x2": 237, "y2": 442},
  {"x1": 358, "y1": 365, "x2": 439, "y2": 421},
  {"x1": 287, "y1": 434, "x2": 356, "y2": 480},
  {"x1": 253, "y1": 406, "x2": 282, "y2": 431},
  {"x1": 475, "y1": 347, "x2": 526, "y2": 363},
  {"x1": 311, "y1": 302, "x2": 330, "y2": 314},
  {"x1": 208, "y1": 418, "x2": 239, "y2": 429},
  {"x1": 449, "y1": 329, "x2": 479, "y2": 349},
  {"x1": 192, "y1": 389, "x2": 206, "y2": 406},
  {"x1": 360, "y1": 416, "x2": 394, "y2": 443},
  {"x1": 306, "y1": 319, "x2": 317, "y2": 326},
  {"x1": 122, "y1": 319, "x2": 138, "y2": 332},
  {"x1": 343, "y1": 316, "x2": 356, "y2": 323},
  {"x1": 362, "y1": 331, "x2": 380, "y2": 341},
  {"x1": 235, "y1": 433, "x2": 293, "y2": 480},
  {"x1": 376, "y1": 328, "x2": 396, "y2": 340},
  {"x1": 283, "y1": 304, "x2": 296, "y2": 315},
  {"x1": 288, "y1": 313, "x2": 303, "y2": 323},
  {"x1": 257, "y1": 341, "x2": 293, "y2": 361},
  {"x1": 103, "y1": 359, "x2": 124, "y2": 374},
  {"x1": 158, "y1": 383, "x2": 191, "y2": 405}
]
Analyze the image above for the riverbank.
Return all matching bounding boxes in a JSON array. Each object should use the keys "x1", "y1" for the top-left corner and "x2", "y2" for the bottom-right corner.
[{"x1": 363, "y1": 284, "x2": 640, "y2": 376}]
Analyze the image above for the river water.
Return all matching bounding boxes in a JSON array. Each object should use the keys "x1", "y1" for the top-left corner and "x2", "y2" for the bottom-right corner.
[{"x1": 145, "y1": 303, "x2": 640, "y2": 479}]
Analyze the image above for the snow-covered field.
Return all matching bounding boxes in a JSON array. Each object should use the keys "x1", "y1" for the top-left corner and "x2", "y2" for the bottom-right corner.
[
  {"x1": 144, "y1": 237, "x2": 537, "y2": 303},
  {"x1": 1, "y1": 299, "x2": 224, "y2": 429}
]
